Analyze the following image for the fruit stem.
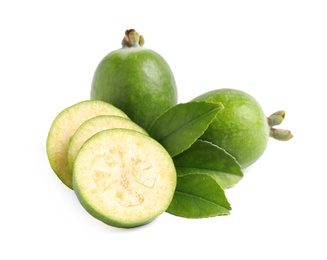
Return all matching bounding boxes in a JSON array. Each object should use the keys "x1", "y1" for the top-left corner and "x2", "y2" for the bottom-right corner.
[{"x1": 122, "y1": 29, "x2": 144, "y2": 48}]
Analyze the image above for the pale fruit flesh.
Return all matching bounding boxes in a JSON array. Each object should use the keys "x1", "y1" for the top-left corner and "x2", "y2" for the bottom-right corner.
[
  {"x1": 46, "y1": 100, "x2": 128, "y2": 189},
  {"x1": 73, "y1": 129, "x2": 177, "y2": 228}
]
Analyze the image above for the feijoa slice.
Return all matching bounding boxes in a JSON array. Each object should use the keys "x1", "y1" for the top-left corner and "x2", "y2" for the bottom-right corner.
[
  {"x1": 46, "y1": 100, "x2": 128, "y2": 189},
  {"x1": 193, "y1": 88, "x2": 293, "y2": 168},
  {"x1": 67, "y1": 115, "x2": 148, "y2": 177},
  {"x1": 73, "y1": 129, "x2": 176, "y2": 228}
]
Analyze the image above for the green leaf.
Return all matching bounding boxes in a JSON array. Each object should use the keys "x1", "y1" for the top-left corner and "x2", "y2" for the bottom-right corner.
[
  {"x1": 167, "y1": 173, "x2": 231, "y2": 218},
  {"x1": 148, "y1": 101, "x2": 223, "y2": 157},
  {"x1": 173, "y1": 140, "x2": 243, "y2": 189}
]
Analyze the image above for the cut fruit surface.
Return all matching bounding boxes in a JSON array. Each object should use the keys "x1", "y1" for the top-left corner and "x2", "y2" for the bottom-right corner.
[
  {"x1": 67, "y1": 115, "x2": 148, "y2": 177},
  {"x1": 46, "y1": 100, "x2": 128, "y2": 189},
  {"x1": 73, "y1": 129, "x2": 176, "y2": 228}
]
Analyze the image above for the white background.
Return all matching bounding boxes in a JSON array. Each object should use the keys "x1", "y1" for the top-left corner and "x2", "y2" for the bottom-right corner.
[{"x1": 1, "y1": 0, "x2": 326, "y2": 259}]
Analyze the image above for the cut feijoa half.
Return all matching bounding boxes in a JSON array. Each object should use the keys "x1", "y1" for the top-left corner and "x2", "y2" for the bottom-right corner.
[
  {"x1": 46, "y1": 100, "x2": 128, "y2": 189},
  {"x1": 67, "y1": 115, "x2": 148, "y2": 177},
  {"x1": 73, "y1": 129, "x2": 177, "y2": 228}
]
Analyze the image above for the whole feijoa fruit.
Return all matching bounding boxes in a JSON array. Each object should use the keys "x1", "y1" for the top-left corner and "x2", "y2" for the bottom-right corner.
[
  {"x1": 193, "y1": 88, "x2": 292, "y2": 169},
  {"x1": 91, "y1": 29, "x2": 178, "y2": 130}
]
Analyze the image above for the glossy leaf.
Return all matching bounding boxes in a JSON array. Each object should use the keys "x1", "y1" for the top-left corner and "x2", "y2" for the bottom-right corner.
[
  {"x1": 167, "y1": 173, "x2": 231, "y2": 218},
  {"x1": 148, "y1": 101, "x2": 223, "y2": 157},
  {"x1": 173, "y1": 140, "x2": 243, "y2": 189}
]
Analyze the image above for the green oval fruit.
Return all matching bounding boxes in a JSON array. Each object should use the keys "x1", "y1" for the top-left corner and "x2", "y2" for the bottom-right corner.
[
  {"x1": 193, "y1": 88, "x2": 292, "y2": 169},
  {"x1": 91, "y1": 29, "x2": 178, "y2": 130}
]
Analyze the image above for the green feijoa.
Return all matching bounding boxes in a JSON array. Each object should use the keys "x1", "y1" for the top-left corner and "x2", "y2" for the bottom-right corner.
[
  {"x1": 193, "y1": 88, "x2": 293, "y2": 169},
  {"x1": 91, "y1": 29, "x2": 178, "y2": 130}
]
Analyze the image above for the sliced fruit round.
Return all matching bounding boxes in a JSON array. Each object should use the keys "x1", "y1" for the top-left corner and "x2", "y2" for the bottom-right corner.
[
  {"x1": 73, "y1": 129, "x2": 177, "y2": 228},
  {"x1": 46, "y1": 100, "x2": 128, "y2": 189},
  {"x1": 67, "y1": 115, "x2": 148, "y2": 177}
]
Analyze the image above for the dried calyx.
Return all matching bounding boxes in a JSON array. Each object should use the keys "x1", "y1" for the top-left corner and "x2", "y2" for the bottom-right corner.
[
  {"x1": 122, "y1": 29, "x2": 145, "y2": 47},
  {"x1": 268, "y1": 110, "x2": 293, "y2": 141}
]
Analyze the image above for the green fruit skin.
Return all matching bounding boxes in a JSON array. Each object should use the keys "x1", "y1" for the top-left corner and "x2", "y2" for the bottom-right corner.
[
  {"x1": 91, "y1": 47, "x2": 178, "y2": 130},
  {"x1": 193, "y1": 88, "x2": 269, "y2": 169}
]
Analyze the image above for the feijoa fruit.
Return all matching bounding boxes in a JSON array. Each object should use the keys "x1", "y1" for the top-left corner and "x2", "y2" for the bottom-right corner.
[
  {"x1": 91, "y1": 29, "x2": 178, "y2": 130},
  {"x1": 193, "y1": 88, "x2": 293, "y2": 169}
]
